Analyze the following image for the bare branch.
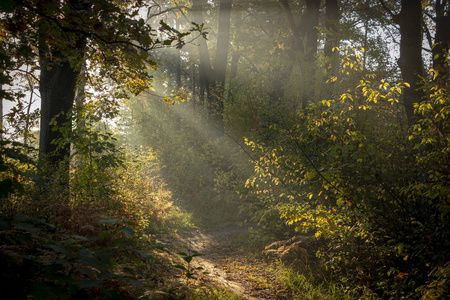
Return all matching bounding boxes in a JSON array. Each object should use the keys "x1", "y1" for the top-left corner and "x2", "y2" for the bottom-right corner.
[
  {"x1": 378, "y1": 0, "x2": 396, "y2": 19},
  {"x1": 147, "y1": 5, "x2": 189, "y2": 20}
]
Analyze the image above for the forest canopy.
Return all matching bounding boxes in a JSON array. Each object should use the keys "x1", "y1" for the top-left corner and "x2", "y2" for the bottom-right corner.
[{"x1": 1, "y1": 0, "x2": 449, "y2": 299}]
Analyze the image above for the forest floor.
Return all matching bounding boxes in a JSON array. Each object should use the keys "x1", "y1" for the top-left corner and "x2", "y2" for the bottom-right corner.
[{"x1": 159, "y1": 223, "x2": 295, "y2": 299}]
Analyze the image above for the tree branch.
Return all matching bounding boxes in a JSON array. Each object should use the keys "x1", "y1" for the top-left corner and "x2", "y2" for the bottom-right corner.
[
  {"x1": 147, "y1": 5, "x2": 189, "y2": 20},
  {"x1": 378, "y1": 0, "x2": 396, "y2": 19},
  {"x1": 17, "y1": 0, "x2": 159, "y2": 53}
]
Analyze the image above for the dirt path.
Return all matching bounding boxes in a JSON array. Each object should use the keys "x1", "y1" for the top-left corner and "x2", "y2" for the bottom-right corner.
[{"x1": 167, "y1": 223, "x2": 291, "y2": 299}]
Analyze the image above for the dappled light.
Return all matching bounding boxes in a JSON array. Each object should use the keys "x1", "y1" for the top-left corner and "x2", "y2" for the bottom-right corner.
[{"x1": 1, "y1": 0, "x2": 449, "y2": 299}]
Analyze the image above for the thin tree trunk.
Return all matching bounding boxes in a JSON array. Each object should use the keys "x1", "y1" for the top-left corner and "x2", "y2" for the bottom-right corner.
[
  {"x1": 24, "y1": 69, "x2": 34, "y2": 147},
  {"x1": 0, "y1": 85, "x2": 3, "y2": 141},
  {"x1": 191, "y1": 66, "x2": 197, "y2": 110},
  {"x1": 175, "y1": 19, "x2": 182, "y2": 90}
]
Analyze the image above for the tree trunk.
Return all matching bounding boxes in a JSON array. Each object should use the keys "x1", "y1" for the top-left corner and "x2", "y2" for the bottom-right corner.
[
  {"x1": 324, "y1": 0, "x2": 339, "y2": 58},
  {"x1": 304, "y1": 0, "x2": 320, "y2": 59},
  {"x1": 191, "y1": 0, "x2": 215, "y2": 106},
  {"x1": 211, "y1": 0, "x2": 232, "y2": 130},
  {"x1": 191, "y1": 0, "x2": 231, "y2": 132},
  {"x1": 175, "y1": 19, "x2": 182, "y2": 90},
  {"x1": 394, "y1": 0, "x2": 425, "y2": 126},
  {"x1": 301, "y1": 0, "x2": 320, "y2": 109},
  {"x1": 280, "y1": 0, "x2": 303, "y2": 51},
  {"x1": 433, "y1": 1, "x2": 450, "y2": 77},
  {"x1": 38, "y1": 2, "x2": 85, "y2": 185},
  {"x1": 38, "y1": 49, "x2": 79, "y2": 173}
]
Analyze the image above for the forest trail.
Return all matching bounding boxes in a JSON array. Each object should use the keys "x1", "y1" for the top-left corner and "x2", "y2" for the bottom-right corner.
[{"x1": 166, "y1": 223, "x2": 291, "y2": 299}]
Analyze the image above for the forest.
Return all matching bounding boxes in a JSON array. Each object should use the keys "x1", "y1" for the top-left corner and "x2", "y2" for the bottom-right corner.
[{"x1": 0, "y1": 0, "x2": 449, "y2": 299}]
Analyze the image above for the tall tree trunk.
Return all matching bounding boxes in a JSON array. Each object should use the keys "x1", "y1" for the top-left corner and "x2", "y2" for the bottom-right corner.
[
  {"x1": 301, "y1": 0, "x2": 320, "y2": 109},
  {"x1": 280, "y1": 0, "x2": 303, "y2": 51},
  {"x1": 433, "y1": 0, "x2": 450, "y2": 78},
  {"x1": 211, "y1": 0, "x2": 232, "y2": 130},
  {"x1": 393, "y1": 0, "x2": 425, "y2": 126},
  {"x1": 191, "y1": 0, "x2": 231, "y2": 132},
  {"x1": 228, "y1": 26, "x2": 241, "y2": 103},
  {"x1": 38, "y1": 1, "x2": 85, "y2": 185},
  {"x1": 323, "y1": 0, "x2": 340, "y2": 99},
  {"x1": 198, "y1": 63, "x2": 206, "y2": 106},
  {"x1": 324, "y1": 0, "x2": 339, "y2": 59},
  {"x1": 304, "y1": 0, "x2": 320, "y2": 59},
  {"x1": 38, "y1": 48, "x2": 79, "y2": 175},
  {"x1": 175, "y1": 19, "x2": 182, "y2": 90},
  {"x1": 191, "y1": 0, "x2": 215, "y2": 107}
]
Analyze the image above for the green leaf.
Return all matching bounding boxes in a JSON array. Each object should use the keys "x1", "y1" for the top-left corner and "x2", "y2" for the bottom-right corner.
[
  {"x1": 71, "y1": 235, "x2": 89, "y2": 241},
  {"x1": 173, "y1": 264, "x2": 187, "y2": 270},
  {"x1": 45, "y1": 243, "x2": 73, "y2": 258},
  {"x1": 98, "y1": 218, "x2": 120, "y2": 225},
  {"x1": 121, "y1": 225, "x2": 135, "y2": 237}
]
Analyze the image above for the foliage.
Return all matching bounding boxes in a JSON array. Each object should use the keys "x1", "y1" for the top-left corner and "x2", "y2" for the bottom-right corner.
[
  {"x1": 173, "y1": 245, "x2": 206, "y2": 286},
  {"x1": 243, "y1": 49, "x2": 450, "y2": 298},
  {"x1": 0, "y1": 139, "x2": 36, "y2": 200},
  {"x1": 114, "y1": 146, "x2": 193, "y2": 233},
  {"x1": 0, "y1": 213, "x2": 140, "y2": 299}
]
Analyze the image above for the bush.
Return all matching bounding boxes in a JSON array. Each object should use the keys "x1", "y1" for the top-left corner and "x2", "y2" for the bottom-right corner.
[{"x1": 244, "y1": 51, "x2": 450, "y2": 298}]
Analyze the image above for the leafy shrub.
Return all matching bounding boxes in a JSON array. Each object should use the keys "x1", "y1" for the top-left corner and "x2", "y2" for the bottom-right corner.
[
  {"x1": 244, "y1": 50, "x2": 450, "y2": 298},
  {"x1": 114, "y1": 146, "x2": 192, "y2": 233}
]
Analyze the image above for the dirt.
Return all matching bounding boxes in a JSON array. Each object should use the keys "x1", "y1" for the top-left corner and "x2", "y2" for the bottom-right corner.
[{"x1": 163, "y1": 223, "x2": 292, "y2": 299}]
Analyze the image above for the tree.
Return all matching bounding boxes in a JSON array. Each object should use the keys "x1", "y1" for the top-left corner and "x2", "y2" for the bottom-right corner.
[
  {"x1": 380, "y1": 0, "x2": 425, "y2": 126},
  {"x1": 213, "y1": 0, "x2": 232, "y2": 129},
  {"x1": 324, "y1": 0, "x2": 339, "y2": 59},
  {"x1": 432, "y1": 0, "x2": 450, "y2": 78},
  {"x1": 37, "y1": 0, "x2": 86, "y2": 179},
  {"x1": 191, "y1": 0, "x2": 232, "y2": 132},
  {"x1": 2, "y1": 0, "x2": 190, "y2": 184}
]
